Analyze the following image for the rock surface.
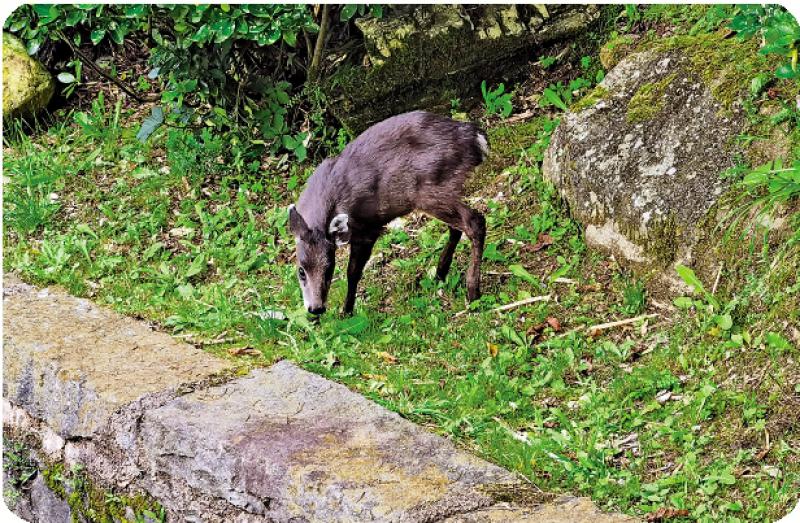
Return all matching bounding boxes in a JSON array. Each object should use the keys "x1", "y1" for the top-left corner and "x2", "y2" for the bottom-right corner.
[
  {"x1": 2, "y1": 32, "x2": 54, "y2": 119},
  {"x1": 137, "y1": 361, "x2": 516, "y2": 521},
  {"x1": 327, "y1": 5, "x2": 601, "y2": 133},
  {"x1": 542, "y1": 48, "x2": 745, "y2": 283},
  {"x1": 3, "y1": 274, "x2": 233, "y2": 437},
  {"x1": 444, "y1": 496, "x2": 637, "y2": 522},
  {"x1": 3, "y1": 276, "x2": 637, "y2": 522}
]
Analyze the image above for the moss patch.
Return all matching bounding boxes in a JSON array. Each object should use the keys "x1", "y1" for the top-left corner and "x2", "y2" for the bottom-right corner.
[
  {"x1": 41, "y1": 461, "x2": 165, "y2": 523},
  {"x1": 571, "y1": 85, "x2": 609, "y2": 112},
  {"x1": 643, "y1": 31, "x2": 799, "y2": 110},
  {"x1": 599, "y1": 33, "x2": 635, "y2": 69},
  {"x1": 626, "y1": 73, "x2": 677, "y2": 124}
]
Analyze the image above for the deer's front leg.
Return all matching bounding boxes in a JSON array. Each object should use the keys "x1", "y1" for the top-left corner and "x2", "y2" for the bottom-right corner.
[{"x1": 343, "y1": 238, "x2": 377, "y2": 315}]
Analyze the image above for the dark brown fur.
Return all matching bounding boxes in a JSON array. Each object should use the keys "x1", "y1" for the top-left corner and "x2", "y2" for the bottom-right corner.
[{"x1": 289, "y1": 110, "x2": 488, "y2": 315}]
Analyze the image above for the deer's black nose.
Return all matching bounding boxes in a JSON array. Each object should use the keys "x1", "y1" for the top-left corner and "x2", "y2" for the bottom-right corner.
[{"x1": 308, "y1": 306, "x2": 326, "y2": 315}]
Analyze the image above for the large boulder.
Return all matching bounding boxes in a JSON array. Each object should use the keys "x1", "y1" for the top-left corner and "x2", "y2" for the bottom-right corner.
[
  {"x1": 3, "y1": 32, "x2": 54, "y2": 119},
  {"x1": 542, "y1": 38, "x2": 750, "y2": 289},
  {"x1": 326, "y1": 5, "x2": 602, "y2": 134}
]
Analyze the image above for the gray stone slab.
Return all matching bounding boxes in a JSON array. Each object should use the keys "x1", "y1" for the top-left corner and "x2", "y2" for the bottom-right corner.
[
  {"x1": 138, "y1": 361, "x2": 513, "y2": 521},
  {"x1": 3, "y1": 275, "x2": 233, "y2": 437},
  {"x1": 137, "y1": 361, "x2": 637, "y2": 522}
]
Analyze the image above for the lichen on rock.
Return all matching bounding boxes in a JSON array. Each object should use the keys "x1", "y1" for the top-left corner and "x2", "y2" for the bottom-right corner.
[{"x1": 543, "y1": 45, "x2": 747, "y2": 286}]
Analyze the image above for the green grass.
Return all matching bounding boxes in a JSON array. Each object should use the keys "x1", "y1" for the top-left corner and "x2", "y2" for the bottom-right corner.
[{"x1": 4, "y1": 102, "x2": 798, "y2": 522}]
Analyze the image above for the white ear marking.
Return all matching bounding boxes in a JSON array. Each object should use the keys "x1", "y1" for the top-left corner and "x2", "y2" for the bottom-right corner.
[{"x1": 328, "y1": 213, "x2": 349, "y2": 234}]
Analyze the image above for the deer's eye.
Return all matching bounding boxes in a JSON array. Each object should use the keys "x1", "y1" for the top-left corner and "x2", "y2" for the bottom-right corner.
[{"x1": 298, "y1": 267, "x2": 307, "y2": 281}]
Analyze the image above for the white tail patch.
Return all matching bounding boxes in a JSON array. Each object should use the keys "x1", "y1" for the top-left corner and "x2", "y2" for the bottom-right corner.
[{"x1": 476, "y1": 133, "x2": 489, "y2": 160}]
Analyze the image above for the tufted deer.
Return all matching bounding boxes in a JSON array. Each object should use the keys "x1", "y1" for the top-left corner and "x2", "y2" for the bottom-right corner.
[{"x1": 288, "y1": 110, "x2": 488, "y2": 316}]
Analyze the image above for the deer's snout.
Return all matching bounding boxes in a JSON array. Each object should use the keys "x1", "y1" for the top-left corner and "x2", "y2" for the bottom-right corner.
[{"x1": 308, "y1": 305, "x2": 327, "y2": 316}]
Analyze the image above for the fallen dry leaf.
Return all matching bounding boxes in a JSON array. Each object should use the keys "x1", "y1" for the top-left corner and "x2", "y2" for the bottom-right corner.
[
  {"x1": 646, "y1": 507, "x2": 690, "y2": 522},
  {"x1": 487, "y1": 342, "x2": 499, "y2": 358},
  {"x1": 378, "y1": 351, "x2": 398, "y2": 364},
  {"x1": 546, "y1": 317, "x2": 561, "y2": 332},
  {"x1": 228, "y1": 346, "x2": 260, "y2": 357},
  {"x1": 531, "y1": 233, "x2": 554, "y2": 252}
]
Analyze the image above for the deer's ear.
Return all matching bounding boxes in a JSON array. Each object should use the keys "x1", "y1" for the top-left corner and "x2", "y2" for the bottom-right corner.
[
  {"x1": 288, "y1": 204, "x2": 310, "y2": 240},
  {"x1": 328, "y1": 213, "x2": 350, "y2": 246}
]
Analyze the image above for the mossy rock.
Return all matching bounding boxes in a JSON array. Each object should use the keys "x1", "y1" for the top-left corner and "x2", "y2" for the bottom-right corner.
[
  {"x1": 599, "y1": 34, "x2": 636, "y2": 70},
  {"x1": 2, "y1": 32, "x2": 54, "y2": 119},
  {"x1": 543, "y1": 43, "x2": 748, "y2": 289}
]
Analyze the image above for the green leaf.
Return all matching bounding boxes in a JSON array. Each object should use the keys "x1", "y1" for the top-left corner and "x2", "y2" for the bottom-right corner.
[
  {"x1": 65, "y1": 9, "x2": 85, "y2": 26},
  {"x1": 765, "y1": 332, "x2": 792, "y2": 351},
  {"x1": 142, "y1": 242, "x2": 164, "y2": 261},
  {"x1": 775, "y1": 63, "x2": 799, "y2": 79},
  {"x1": 57, "y1": 72, "x2": 76, "y2": 84},
  {"x1": 509, "y1": 264, "x2": 538, "y2": 285},
  {"x1": 673, "y1": 296, "x2": 694, "y2": 309},
  {"x1": 675, "y1": 264, "x2": 706, "y2": 295},
  {"x1": 281, "y1": 135, "x2": 297, "y2": 149},
  {"x1": 90, "y1": 28, "x2": 106, "y2": 45},
  {"x1": 136, "y1": 106, "x2": 164, "y2": 142},
  {"x1": 340, "y1": 4, "x2": 358, "y2": 21},
  {"x1": 176, "y1": 284, "x2": 194, "y2": 300},
  {"x1": 542, "y1": 88, "x2": 568, "y2": 111},
  {"x1": 185, "y1": 254, "x2": 206, "y2": 278},
  {"x1": 336, "y1": 314, "x2": 369, "y2": 335},
  {"x1": 293, "y1": 144, "x2": 307, "y2": 162},
  {"x1": 125, "y1": 5, "x2": 146, "y2": 17},
  {"x1": 26, "y1": 39, "x2": 41, "y2": 56},
  {"x1": 749, "y1": 74, "x2": 770, "y2": 96},
  {"x1": 193, "y1": 24, "x2": 211, "y2": 43},
  {"x1": 110, "y1": 27, "x2": 126, "y2": 45},
  {"x1": 595, "y1": 69, "x2": 605, "y2": 83},
  {"x1": 75, "y1": 223, "x2": 97, "y2": 238},
  {"x1": 211, "y1": 18, "x2": 235, "y2": 43},
  {"x1": 715, "y1": 314, "x2": 733, "y2": 331},
  {"x1": 282, "y1": 31, "x2": 297, "y2": 46}
]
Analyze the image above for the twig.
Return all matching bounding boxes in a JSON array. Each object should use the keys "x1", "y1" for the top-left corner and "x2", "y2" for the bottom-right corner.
[
  {"x1": 711, "y1": 262, "x2": 724, "y2": 295},
  {"x1": 308, "y1": 4, "x2": 330, "y2": 81},
  {"x1": 302, "y1": 29, "x2": 314, "y2": 61},
  {"x1": 454, "y1": 294, "x2": 551, "y2": 318},
  {"x1": 58, "y1": 31, "x2": 160, "y2": 103},
  {"x1": 586, "y1": 314, "x2": 659, "y2": 335},
  {"x1": 553, "y1": 313, "x2": 659, "y2": 339},
  {"x1": 553, "y1": 277, "x2": 577, "y2": 285}
]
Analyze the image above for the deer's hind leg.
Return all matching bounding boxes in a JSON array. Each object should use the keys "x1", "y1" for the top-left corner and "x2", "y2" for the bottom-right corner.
[
  {"x1": 436, "y1": 227, "x2": 462, "y2": 281},
  {"x1": 424, "y1": 201, "x2": 486, "y2": 302}
]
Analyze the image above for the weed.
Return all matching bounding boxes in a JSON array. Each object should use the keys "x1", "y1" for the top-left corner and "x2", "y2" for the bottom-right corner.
[{"x1": 481, "y1": 80, "x2": 513, "y2": 118}]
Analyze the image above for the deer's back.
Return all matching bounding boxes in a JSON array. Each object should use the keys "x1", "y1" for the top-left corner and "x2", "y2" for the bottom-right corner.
[{"x1": 332, "y1": 111, "x2": 485, "y2": 225}]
